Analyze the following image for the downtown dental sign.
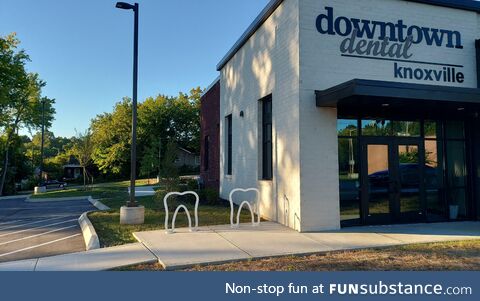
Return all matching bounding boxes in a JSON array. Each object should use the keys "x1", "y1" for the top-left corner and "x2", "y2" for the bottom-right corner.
[{"x1": 315, "y1": 6, "x2": 468, "y2": 85}]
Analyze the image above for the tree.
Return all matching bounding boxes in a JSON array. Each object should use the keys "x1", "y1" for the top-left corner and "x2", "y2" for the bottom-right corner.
[
  {"x1": 160, "y1": 141, "x2": 179, "y2": 192},
  {"x1": 91, "y1": 98, "x2": 132, "y2": 177},
  {"x1": 0, "y1": 34, "x2": 55, "y2": 195},
  {"x1": 69, "y1": 130, "x2": 94, "y2": 190},
  {"x1": 89, "y1": 88, "x2": 201, "y2": 181}
]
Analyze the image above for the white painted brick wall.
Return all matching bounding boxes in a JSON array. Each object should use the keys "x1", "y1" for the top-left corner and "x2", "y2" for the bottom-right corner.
[
  {"x1": 220, "y1": 0, "x2": 479, "y2": 232},
  {"x1": 220, "y1": 0, "x2": 302, "y2": 228},
  {"x1": 297, "y1": 0, "x2": 478, "y2": 231}
]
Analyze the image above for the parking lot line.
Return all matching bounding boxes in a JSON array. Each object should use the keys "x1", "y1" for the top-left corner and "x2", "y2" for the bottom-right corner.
[
  {"x1": 0, "y1": 216, "x2": 70, "y2": 232},
  {"x1": 0, "y1": 220, "x2": 23, "y2": 226},
  {"x1": 0, "y1": 225, "x2": 78, "y2": 247},
  {"x1": 0, "y1": 218, "x2": 77, "y2": 238},
  {"x1": 0, "y1": 234, "x2": 81, "y2": 258}
]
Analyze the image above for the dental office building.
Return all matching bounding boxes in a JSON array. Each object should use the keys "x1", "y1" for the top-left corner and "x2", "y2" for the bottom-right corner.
[{"x1": 201, "y1": 0, "x2": 480, "y2": 231}]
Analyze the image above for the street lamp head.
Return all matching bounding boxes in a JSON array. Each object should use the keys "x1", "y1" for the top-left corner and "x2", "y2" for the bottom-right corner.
[{"x1": 115, "y1": 2, "x2": 135, "y2": 10}]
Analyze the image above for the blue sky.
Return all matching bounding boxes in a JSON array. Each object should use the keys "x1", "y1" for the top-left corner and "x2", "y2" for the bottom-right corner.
[{"x1": 0, "y1": 0, "x2": 269, "y2": 137}]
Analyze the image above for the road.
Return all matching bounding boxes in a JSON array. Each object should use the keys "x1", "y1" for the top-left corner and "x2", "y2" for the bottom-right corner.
[{"x1": 0, "y1": 197, "x2": 96, "y2": 263}]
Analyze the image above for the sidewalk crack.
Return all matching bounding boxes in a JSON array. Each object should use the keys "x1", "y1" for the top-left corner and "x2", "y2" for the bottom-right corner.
[{"x1": 212, "y1": 229, "x2": 253, "y2": 258}]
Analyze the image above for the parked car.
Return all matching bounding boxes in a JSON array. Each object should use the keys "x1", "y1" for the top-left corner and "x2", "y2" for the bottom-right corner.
[
  {"x1": 368, "y1": 164, "x2": 437, "y2": 190},
  {"x1": 43, "y1": 180, "x2": 68, "y2": 189}
]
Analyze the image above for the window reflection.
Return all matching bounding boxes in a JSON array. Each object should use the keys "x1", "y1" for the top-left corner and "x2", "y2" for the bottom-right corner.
[
  {"x1": 392, "y1": 121, "x2": 420, "y2": 137},
  {"x1": 337, "y1": 119, "x2": 358, "y2": 136},
  {"x1": 361, "y1": 120, "x2": 391, "y2": 136},
  {"x1": 338, "y1": 136, "x2": 360, "y2": 223}
]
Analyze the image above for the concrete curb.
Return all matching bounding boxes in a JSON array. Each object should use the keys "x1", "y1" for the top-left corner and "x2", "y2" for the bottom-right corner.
[
  {"x1": 87, "y1": 196, "x2": 110, "y2": 211},
  {"x1": 0, "y1": 194, "x2": 31, "y2": 201},
  {"x1": 25, "y1": 195, "x2": 110, "y2": 211},
  {"x1": 25, "y1": 196, "x2": 89, "y2": 202},
  {"x1": 78, "y1": 212, "x2": 100, "y2": 251}
]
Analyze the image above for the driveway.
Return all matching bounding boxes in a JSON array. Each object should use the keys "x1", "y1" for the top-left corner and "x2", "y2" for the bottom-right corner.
[{"x1": 0, "y1": 197, "x2": 96, "y2": 263}]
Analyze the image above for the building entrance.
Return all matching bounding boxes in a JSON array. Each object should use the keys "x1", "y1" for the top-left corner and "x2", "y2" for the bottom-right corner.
[
  {"x1": 361, "y1": 137, "x2": 424, "y2": 224},
  {"x1": 338, "y1": 119, "x2": 471, "y2": 226}
]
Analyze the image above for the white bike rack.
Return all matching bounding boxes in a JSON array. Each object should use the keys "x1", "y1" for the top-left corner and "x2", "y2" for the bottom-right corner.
[
  {"x1": 229, "y1": 188, "x2": 261, "y2": 228},
  {"x1": 163, "y1": 191, "x2": 199, "y2": 234}
]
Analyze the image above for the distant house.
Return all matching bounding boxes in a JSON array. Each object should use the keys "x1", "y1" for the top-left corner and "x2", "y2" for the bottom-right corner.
[
  {"x1": 174, "y1": 147, "x2": 200, "y2": 170},
  {"x1": 63, "y1": 156, "x2": 82, "y2": 179}
]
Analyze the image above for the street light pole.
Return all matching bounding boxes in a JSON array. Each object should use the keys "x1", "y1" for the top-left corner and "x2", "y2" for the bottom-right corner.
[
  {"x1": 39, "y1": 99, "x2": 46, "y2": 185},
  {"x1": 129, "y1": 2, "x2": 139, "y2": 207},
  {"x1": 116, "y1": 2, "x2": 139, "y2": 208}
]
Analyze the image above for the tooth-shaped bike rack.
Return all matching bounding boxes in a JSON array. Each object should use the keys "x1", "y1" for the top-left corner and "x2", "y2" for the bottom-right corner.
[
  {"x1": 163, "y1": 191, "x2": 199, "y2": 234},
  {"x1": 229, "y1": 188, "x2": 261, "y2": 228}
]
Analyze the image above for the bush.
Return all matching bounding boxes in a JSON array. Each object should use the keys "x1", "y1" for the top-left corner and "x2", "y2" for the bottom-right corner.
[
  {"x1": 199, "y1": 188, "x2": 219, "y2": 206},
  {"x1": 186, "y1": 179, "x2": 199, "y2": 191}
]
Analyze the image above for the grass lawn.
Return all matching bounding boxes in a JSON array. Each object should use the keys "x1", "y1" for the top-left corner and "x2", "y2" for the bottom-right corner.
[
  {"x1": 28, "y1": 178, "x2": 251, "y2": 247},
  {"x1": 90, "y1": 197, "x2": 255, "y2": 247},
  {"x1": 29, "y1": 179, "x2": 158, "y2": 200},
  {"x1": 121, "y1": 239, "x2": 480, "y2": 271}
]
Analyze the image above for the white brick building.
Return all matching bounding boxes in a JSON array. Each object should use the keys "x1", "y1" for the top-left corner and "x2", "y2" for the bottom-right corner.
[{"x1": 207, "y1": 0, "x2": 480, "y2": 232}]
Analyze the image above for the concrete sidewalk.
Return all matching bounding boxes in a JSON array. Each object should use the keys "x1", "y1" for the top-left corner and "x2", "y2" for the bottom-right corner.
[
  {"x1": 0, "y1": 221, "x2": 478, "y2": 271},
  {"x1": 134, "y1": 221, "x2": 480, "y2": 270},
  {"x1": 0, "y1": 243, "x2": 156, "y2": 271},
  {"x1": 128, "y1": 186, "x2": 156, "y2": 197}
]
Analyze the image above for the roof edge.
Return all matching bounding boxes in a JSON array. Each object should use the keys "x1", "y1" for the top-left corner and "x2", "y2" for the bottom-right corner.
[
  {"x1": 216, "y1": 0, "x2": 283, "y2": 71},
  {"x1": 216, "y1": 0, "x2": 480, "y2": 72},
  {"x1": 201, "y1": 76, "x2": 220, "y2": 98}
]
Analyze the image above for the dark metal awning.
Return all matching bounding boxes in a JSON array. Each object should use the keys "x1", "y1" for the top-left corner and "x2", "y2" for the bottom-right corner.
[{"x1": 315, "y1": 79, "x2": 480, "y2": 119}]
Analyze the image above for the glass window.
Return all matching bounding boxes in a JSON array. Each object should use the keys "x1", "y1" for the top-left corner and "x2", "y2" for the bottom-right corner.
[
  {"x1": 446, "y1": 140, "x2": 467, "y2": 219},
  {"x1": 338, "y1": 137, "x2": 360, "y2": 223},
  {"x1": 262, "y1": 95, "x2": 273, "y2": 180},
  {"x1": 361, "y1": 120, "x2": 391, "y2": 136},
  {"x1": 337, "y1": 119, "x2": 358, "y2": 136},
  {"x1": 392, "y1": 121, "x2": 420, "y2": 137},
  {"x1": 445, "y1": 121, "x2": 465, "y2": 139},
  {"x1": 424, "y1": 121, "x2": 442, "y2": 139},
  {"x1": 446, "y1": 140, "x2": 467, "y2": 188},
  {"x1": 225, "y1": 115, "x2": 232, "y2": 175},
  {"x1": 425, "y1": 139, "x2": 446, "y2": 220}
]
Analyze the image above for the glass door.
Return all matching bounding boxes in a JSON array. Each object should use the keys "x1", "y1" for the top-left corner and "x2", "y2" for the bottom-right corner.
[
  {"x1": 395, "y1": 142, "x2": 425, "y2": 223},
  {"x1": 362, "y1": 140, "x2": 394, "y2": 224},
  {"x1": 361, "y1": 138, "x2": 426, "y2": 224}
]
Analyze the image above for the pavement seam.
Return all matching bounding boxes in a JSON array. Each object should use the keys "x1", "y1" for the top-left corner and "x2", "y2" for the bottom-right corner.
[
  {"x1": 374, "y1": 232, "x2": 409, "y2": 243},
  {"x1": 33, "y1": 258, "x2": 39, "y2": 272},
  {"x1": 298, "y1": 232, "x2": 339, "y2": 250},
  {"x1": 211, "y1": 229, "x2": 254, "y2": 258}
]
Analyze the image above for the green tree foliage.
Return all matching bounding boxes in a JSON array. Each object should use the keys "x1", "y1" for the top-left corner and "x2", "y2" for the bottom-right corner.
[
  {"x1": 0, "y1": 34, "x2": 55, "y2": 195},
  {"x1": 91, "y1": 88, "x2": 202, "y2": 179},
  {"x1": 91, "y1": 98, "x2": 132, "y2": 177}
]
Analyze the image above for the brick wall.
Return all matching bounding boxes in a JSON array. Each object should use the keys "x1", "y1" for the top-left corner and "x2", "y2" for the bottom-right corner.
[{"x1": 200, "y1": 80, "x2": 220, "y2": 191}]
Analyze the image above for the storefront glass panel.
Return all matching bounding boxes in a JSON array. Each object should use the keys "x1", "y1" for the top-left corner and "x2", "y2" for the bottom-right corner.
[
  {"x1": 338, "y1": 119, "x2": 360, "y2": 224},
  {"x1": 425, "y1": 139, "x2": 447, "y2": 221},
  {"x1": 446, "y1": 140, "x2": 468, "y2": 219},
  {"x1": 392, "y1": 121, "x2": 421, "y2": 137},
  {"x1": 367, "y1": 144, "x2": 390, "y2": 218},
  {"x1": 361, "y1": 120, "x2": 391, "y2": 136},
  {"x1": 398, "y1": 144, "x2": 422, "y2": 215},
  {"x1": 338, "y1": 118, "x2": 473, "y2": 227}
]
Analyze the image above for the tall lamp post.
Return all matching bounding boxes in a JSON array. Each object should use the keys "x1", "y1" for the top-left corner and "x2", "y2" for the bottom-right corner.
[
  {"x1": 116, "y1": 2, "x2": 144, "y2": 224},
  {"x1": 34, "y1": 98, "x2": 47, "y2": 195},
  {"x1": 39, "y1": 98, "x2": 46, "y2": 185}
]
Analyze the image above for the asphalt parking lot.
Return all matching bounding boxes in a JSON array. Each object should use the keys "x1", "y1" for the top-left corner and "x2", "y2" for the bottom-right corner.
[{"x1": 0, "y1": 197, "x2": 96, "y2": 263}]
